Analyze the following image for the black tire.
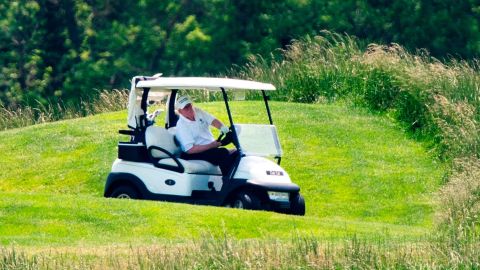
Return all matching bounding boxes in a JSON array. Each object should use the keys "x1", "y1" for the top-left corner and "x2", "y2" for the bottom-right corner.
[
  {"x1": 232, "y1": 191, "x2": 262, "y2": 210},
  {"x1": 290, "y1": 193, "x2": 306, "y2": 216},
  {"x1": 110, "y1": 185, "x2": 140, "y2": 199}
]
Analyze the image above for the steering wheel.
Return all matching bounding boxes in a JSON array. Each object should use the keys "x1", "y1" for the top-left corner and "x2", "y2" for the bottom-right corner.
[{"x1": 216, "y1": 127, "x2": 234, "y2": 146}]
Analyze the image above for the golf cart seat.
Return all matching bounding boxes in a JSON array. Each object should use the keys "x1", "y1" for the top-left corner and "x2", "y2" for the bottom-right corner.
[{"x1": 145, "y1": 126, "x2": 221, "y2": 175}]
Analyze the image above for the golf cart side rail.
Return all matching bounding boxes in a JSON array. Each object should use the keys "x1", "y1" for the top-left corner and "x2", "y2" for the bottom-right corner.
[{"x1": 146, "y1": 145, "x2": 185, "y2": 173}]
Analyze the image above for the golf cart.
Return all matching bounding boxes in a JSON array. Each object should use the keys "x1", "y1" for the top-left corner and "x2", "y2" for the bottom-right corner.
[{"x1": 104, "y1": 75, "x2": 305, "y2": 215}]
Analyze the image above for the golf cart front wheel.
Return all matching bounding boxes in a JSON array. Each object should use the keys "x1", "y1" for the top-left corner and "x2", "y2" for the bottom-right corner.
[
  {"x1": 232, "y1": 191, "x2": 261, "y2": 210},
  {"x1": 111, "y1": 185, "x2": 139, "y2": 199},
  {"x1": 290, "y1": 193, "x2": 305, "y2": 216}
]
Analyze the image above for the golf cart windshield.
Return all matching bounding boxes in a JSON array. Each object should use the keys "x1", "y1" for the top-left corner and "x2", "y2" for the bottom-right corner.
[{"x1": 234, "y1": 124, "x2": 282, "y2": 158}]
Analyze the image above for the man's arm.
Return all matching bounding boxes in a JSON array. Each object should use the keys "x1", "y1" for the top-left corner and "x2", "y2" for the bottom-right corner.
[
  {"x1": 212, "y1": 119, "x2": 229, "y2": 134},
  {"x1": 211, "y1": 119, "x2": 223, "y2": 129},
  {"x1": 186, "y1": 141, "x2": 221, "y2": 154},
  {"x1": 198, "y1": 108, "x2": 227, "y2": 133}
]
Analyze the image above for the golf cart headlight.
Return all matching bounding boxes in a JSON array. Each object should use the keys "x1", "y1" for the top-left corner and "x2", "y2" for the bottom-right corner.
[{"x1": 268, "y1": 191, "x2": 289, "y2": 202}]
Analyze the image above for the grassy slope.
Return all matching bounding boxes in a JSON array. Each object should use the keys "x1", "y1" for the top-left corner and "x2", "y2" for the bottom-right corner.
[{"x1": 0, "y1": 101, "x2": 443, "y2": 246}]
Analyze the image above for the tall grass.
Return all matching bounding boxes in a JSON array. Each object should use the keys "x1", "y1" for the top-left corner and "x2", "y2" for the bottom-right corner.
[
  {"x1": 0, "y1": 89, "x2": 128, "y2": 130},
  {"x1": 235, "y1": 31, "x2": 480, "y2": 261},
  {"x1": 1, "y1": 235, "x2": 479, "y2": 269},
  {"x1": 238, "y1": 32, "x2": 480, "y2": 160}
]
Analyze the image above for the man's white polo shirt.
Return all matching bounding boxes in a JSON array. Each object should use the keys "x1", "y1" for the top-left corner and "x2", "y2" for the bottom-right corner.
[{"x1": 176, "y1": 107, "x2": 215, "y2": 152}]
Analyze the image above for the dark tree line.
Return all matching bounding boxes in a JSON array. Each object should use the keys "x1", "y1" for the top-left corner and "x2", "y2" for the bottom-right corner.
[{"x1": 0, "y1": 0, "x2": 479, "y2": 107}]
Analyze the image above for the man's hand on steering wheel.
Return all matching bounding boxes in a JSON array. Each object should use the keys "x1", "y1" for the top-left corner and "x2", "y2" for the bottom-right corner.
[
  {"x1": 217, "y1": 125, "x2": 233, "y2": 146},
  {"x1": 220, "y1": 125, "x2": 229, "y2": 135}
]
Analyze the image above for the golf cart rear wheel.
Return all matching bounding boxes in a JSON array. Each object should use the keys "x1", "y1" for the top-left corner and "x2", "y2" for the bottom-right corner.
[
  {"x1": 290, "y1": 193, "x2": 305, "y2": 216},
  {"x1": 111, "y1": 185, "x2": 139, "y2": 199},
  {"x1": 232, "y1": 191, "x2": 261, "y2": 210}
]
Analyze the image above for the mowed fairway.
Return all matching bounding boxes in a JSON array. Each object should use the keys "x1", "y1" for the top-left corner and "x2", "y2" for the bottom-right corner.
[{"x1": 0, "y1": 101, "x2": 443, "y2": 246}]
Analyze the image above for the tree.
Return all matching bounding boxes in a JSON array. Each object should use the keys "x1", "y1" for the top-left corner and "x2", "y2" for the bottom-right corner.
[{"x1": 0, "y1": 0, "x2": 479, "y2": 108}]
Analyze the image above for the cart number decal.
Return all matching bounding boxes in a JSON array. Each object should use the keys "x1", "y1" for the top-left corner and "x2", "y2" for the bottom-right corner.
[{"x1": 266, "y1": 171, "x2": 283, "y2": 176}]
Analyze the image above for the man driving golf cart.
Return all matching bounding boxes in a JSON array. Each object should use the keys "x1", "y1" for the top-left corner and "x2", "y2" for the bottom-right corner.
[
  {"x1": 104, "y1": 75, "x2": 305, "y2": 215},
  {"x1": 175, "y1": 95, "x2": 238, "y2": 178}
]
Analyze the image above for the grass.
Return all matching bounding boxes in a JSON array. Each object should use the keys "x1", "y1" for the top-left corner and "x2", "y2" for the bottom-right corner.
[
  {"x1": 2, "y1": 236, "x2": 478, "y2": 269},
  {"x1": 0, "y1": 101, "x2": 443, "y2": 247},
  {"x1": 236, "y1": 33, "x2": 480, "y2": 258}
]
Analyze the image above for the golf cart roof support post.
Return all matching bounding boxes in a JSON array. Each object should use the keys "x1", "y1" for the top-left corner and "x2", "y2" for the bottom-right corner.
[
  {"x1": 221, "y1": 88, "x2": 234, "y2": 128},
  {"x1": 140, "y1": 88, "x2": 150, "y2": 115},
  {"x1": 166, "y1": 90, "x2": 178, "y2": 128},
  {"x1": 221, "y1": 87, "x2": 241, "y2": 150},
  {"x1": 221, "y1": 87, "x2": 243, "y2": 181},
  {"x1": 262, "y1": 90, "x2": 273, "y2": 125},
  {"x1": 139, "y1": 87, "x2": 151, "y2": 133}
]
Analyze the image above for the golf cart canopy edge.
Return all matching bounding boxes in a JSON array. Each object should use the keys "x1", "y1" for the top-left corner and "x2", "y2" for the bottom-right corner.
[
  {"x1": 136, "y1": 77, "x2": 276, "y2": 91},
  {"x1": 127, "y1": 75, "x2": 275, "y2": 132}
]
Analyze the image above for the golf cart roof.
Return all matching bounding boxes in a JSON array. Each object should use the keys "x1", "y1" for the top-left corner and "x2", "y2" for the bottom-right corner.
[
  {"x1": 127, "y1": 75, "x2": 277, "y2": 130},
  {"x1": 136, "y1": 77, "x2": 276, "y2": 91}
]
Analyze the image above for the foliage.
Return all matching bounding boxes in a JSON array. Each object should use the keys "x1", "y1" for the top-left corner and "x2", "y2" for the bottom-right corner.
[{"x1": 1, "y1": 1, "x2": 479, "y2": 108}]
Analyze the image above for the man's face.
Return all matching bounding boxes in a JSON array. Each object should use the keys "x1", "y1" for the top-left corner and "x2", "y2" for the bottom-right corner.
[{"x1": 178, "y1": 103, "x2": 195, "y2": 120}]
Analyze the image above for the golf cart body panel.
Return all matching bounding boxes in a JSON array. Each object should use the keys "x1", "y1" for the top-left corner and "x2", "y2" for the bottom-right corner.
[
  {"x1": 107, "y1": 155, "x2": 297, "y2": 197},
  {"x1": 105, "y1": 74, "x2": 305, "y2": 215},
  {"x1": 109, "y1": 159, "x2": 223, "y2": 196},
  {"x1": 105, "y1": 172, "x2": 221, "y2": 205},
  {"x1": 235, "y1": 156, "x2": 291, "y2": 183}
]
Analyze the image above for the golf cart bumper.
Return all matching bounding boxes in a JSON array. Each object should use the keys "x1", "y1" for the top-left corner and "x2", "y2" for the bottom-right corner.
[
  {"x1": 246, "y1": 179, "x2": 300, "y2": 211},
  {"x1": 246, "y1": 179, "x2": 300, "y2": 192}
]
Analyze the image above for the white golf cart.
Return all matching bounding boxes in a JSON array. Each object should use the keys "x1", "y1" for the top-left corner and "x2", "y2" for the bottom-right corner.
[{"x1": 104, "y1": 75, "x2": 305, "y2": 215}]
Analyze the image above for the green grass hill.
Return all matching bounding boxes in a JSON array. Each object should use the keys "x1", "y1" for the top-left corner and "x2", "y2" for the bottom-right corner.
[{"x1": 0, "y1": 101, "x2": 443, "y2": 247}]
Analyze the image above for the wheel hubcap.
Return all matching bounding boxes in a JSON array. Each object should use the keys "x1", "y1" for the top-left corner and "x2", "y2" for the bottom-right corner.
[
  {"x1": 233, "y1": 200, "x2": 244, "y2": 209},
  {"x1": 117, "y1": 193, "x2": 131, "y2": 199}
]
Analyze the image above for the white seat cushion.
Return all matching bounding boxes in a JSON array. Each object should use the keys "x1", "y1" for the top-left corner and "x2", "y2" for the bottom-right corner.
[
  {"x1": 158, "y1": 158, "x2": 222, "y2": 175},
  {"x1": 145, "y1": 126, "x2": 181, "y2": 158}
]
